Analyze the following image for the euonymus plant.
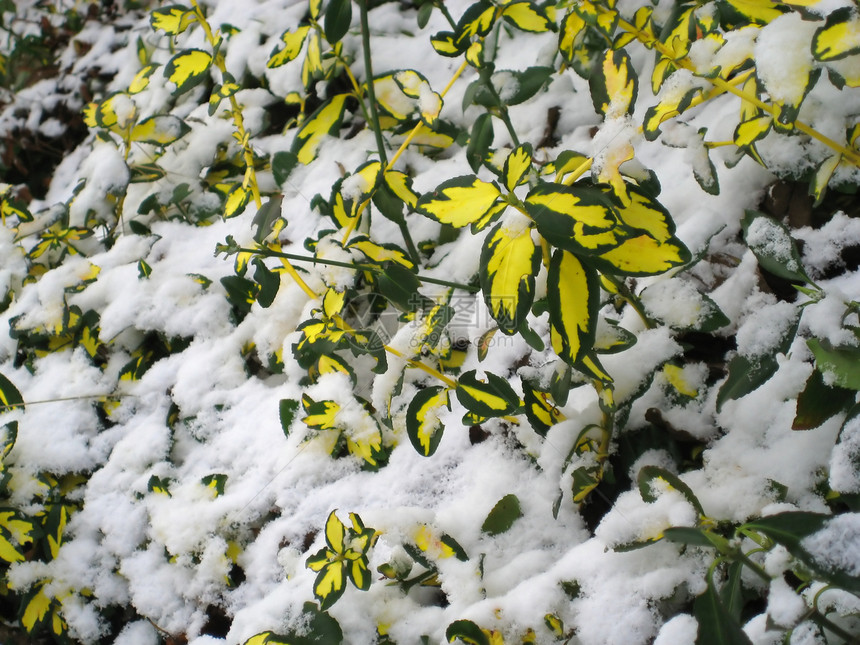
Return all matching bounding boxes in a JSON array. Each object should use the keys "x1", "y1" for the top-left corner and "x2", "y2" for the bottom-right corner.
[{"x1": 0, "y1": 0, "x2": 858, "y2": 642}]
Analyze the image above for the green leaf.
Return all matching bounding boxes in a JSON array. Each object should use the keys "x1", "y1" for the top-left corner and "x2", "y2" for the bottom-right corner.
[
  {"x1": 793, "y1": 368, "x2": 855, "y2": 430},
  {"x1": 469, "y1": 67, "x2": 554, "y2": 107},
  {"x1": 279, "y1": 399, "x2": 299, "y2": 437},
  {"x1": 201, "y1": 473, "x2": 227, "y2": 496},
  {"x1": 137, "y1": 259, "x2": 152, "y2": 279},
  {"x1": 446, "y1": 619, "x2": 490, "y2": 645},
  {"x1": 455, "y1": 370, "x2": 519, "y2": 418},
  {"x1": 812, "y1": 7, "x2": 860, "y2": 62},
  {"x1": 0, "y1": 372, "x2": 23, "y2": 411},
  {"x1": 479, "y1": 220, "x2": 539, "y2": 335},
  {"x1": 466, "y1": 113, "x2": 494, "y2": 173},
  {"x1": 571, "y1": 466, "x2": 600, "y2": 503},
  {"x1": 377, "y1": 263, "x2": 429, "y2": 313},
  {"x1": 547, "y1": 249, "x2": 598, "y2": 366},
  {"x1": 716, "y1": 312, "x2": 800, "y2": 411},
  {"x1": 272, "y1": 151, "x2": 299, "y2": 187},
  {"x1": 130, "y1": 115, "x2": 191, "y2": 145},
  {"x1": 129, "y1": 163, "x2": 167, "y2": 183},
  {"x1": 481, "y1": 494, "x2": 522, "y2": 536},
  {"x1": 406, "y1": 386, "x2": 450, "y2": 457},
  {"x1": 721, "y1": 561, "x2": 745, "y2": 622},
  {"x1": 693, "y1": 576, "x2": 754, "y2": 645},
  {"x1": 292, "y1": 95, "x2": 348, "y2": 164},
  {"x1": 741, "y1": 512, "x2": 860, "y2": 592},
  {"x1": 164, "y1": 49, "x2": 213, "y2": 95},
  {"x1": 324, "y1": 0, "x2": 352, "y2": 43},
  {"x1": 252, "y1": 259, "x2": 279, "y2": 308},
  {"x1": 252, "y1": 194, "x2": 285, "y2": 245},
  {"x1": 0, "y1": 421, "x2": 17, "y2": 461},
  {"x1": 807, "y1": 338, "x2": 860, "y2": 391},
  {"x1": 741, "y1": 210, "x2": 812, "y2": 284},
  {"x1": 637, "y1": 465, "x2": 705, "y2": 517},
  {"x1": 221, "y1": 275, "x2": 258, "y2": 314},
  {"x1": 662, "y1": 526, "x2": 719, "y2": 547}
]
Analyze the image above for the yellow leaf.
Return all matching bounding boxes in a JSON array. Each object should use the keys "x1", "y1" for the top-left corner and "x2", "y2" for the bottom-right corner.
[
  {"x1": 22, "y1": 584, "x2": 51, "y2": 632},
  {"x1": 502, "y1": 2, "x2": 552, "y2": 33},
  {"x1": 302, "y1": 399, "x2": 341, "y2": 431},
  {"x1": 734, "y1": 115, "x2": 772, "y2": 148},
  {"x1": 349, "y1": 238, "x2": 413, "y2": 268},
  {"x1": 325, "y1": 510, "x2": 346, "y2": 553},
  {"x1": 559, "y1": 10, "x2": 586, "y2": 62},
  {"x1": 504, "y1": 145, "x2": 532, "y2": 191},
  {"x1": 150, "y1": 5, "x2": 196, "y2": 35},
  {"x1": 416, "y1": 176, "x2": 501, "y2": 228},
  {"x1": 384, "y1": 171, "x2": 418, "y2": 208},
  {"x1": 725, "y1": 0, "x2": 783, "y2": 24},
  {"x1": 0, "y1": 533, "x2": 24, "y2": 563},
  {"x1": 128, "y1": 63, "x2": 160, "y2": 94},
  {"x1": 480, "y1": 220, "x2": 538, "y2": 334},
  {"x1": 595, "y1": 234, "x2": 689, "y2": 276},
  {"x1": 165, "y1": 49, "x2": 213, "y2": 94},
  {"x1": 813, "y1": 10, "x2": 860, "y2": 61},
  {"x1": 548, "y1": 250, "x2": 596, "y2": 365},
  {"x1": 409, "y1": 387, "x2": 449, "y2": 456},
  {"x1": 663, "y1": 364, "x2": 698, "y2": 398},
  {"x1": 224, "y1": 185, "x2": 251, "y2": 218},
  {"x1": 293, "y1": 94, "x2": 348, "y2": 164},
  {"x1": 130, "y1": 115, "x2": 190, "y2": 145},
  {"x1": 314, "y1": 561, "x2": 344, "y2": 600},
  {"x1": 268, "y1": 26, "x2": 311, "y2": 68}
]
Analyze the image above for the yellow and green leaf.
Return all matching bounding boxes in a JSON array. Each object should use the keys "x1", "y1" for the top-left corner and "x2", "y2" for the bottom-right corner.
[
  {"x1": 455, "y1": 369, "x2": 519, "y2": 418},
  {"x1": 590, "y1": 48, "x2": 638, "y2": 117},
  {"x1": 164, "y1": 49, "x2": 213, "y2": 95},
  {"x1": 724, "y1": 0, "x2": 783, "y2": 25},
  {"x1": 503, "y1": 144, "x2": 532, "y2": 191},
  {"x1": 547, "y1": 250, "x2": 598, "y2": 366},
  {"x1": 812, "y1": 7, "x2": 860, "y2": 61},
  {"x1": 21, "y1": 583, "x2": 53, "y2": 632},
  {"x1": 522, "y1": 383, "x2": 563, "y2": 437},
  {"x1": 224, "y1": 185, "x2": 251, "y2": 218},
  {"x1": 292, "y1": 94, "x2": 348, "y2": 164},
  {"x1": 479, "y1": 220, "x2": 539, "y2": 334},
  {"x1": 558, "y1": 10, "x2": 586, "y2": 63},
  {"x1": 130, "y1": 115, "x2": 191, "y2": 145},
  {"x1": 349, "y1": 237, "x2": 413, "y2": 268},
  {"x1": 525, "y1": 183, "x2": 625, "y2": 254},
  {"x1": 302, "y1": 396, "x2": 341, "y2": 431},
  {"x1": 406, "y1": 385, "x2": 450, "y2": 456},
  {"x1": 150, "y1": 5, "x2": 196, "y2": 35},
  {"x1": 128, "y1": 63, "x2": 160, "y2": 94},
  {"x1": 268, "y1": 25, "x2": 311, "y2": 68},
  {"x1": 415, "y1": 175, "x2": 501, "y2": 228},
  {"x1": 0, "y1": 372, "x2": 23, "y2": 410},
  {"x1": 325, "y1": 509, "x2": 346, "y2": 552},
  {"x1": 501, "y1": 1, "x2": 553, "y2": 33},
  {"x1": 592, "y1": 233, "x2": 691, "y2": 276}
]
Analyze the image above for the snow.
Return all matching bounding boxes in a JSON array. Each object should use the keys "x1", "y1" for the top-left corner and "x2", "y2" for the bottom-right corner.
[{"x1": 0, "y1": 0, "x2": 859, "y2": 643}]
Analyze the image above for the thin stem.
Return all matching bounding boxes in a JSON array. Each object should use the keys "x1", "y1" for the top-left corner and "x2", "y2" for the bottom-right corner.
[
  {"x1": 384, "y1": 343, "x2": 457, "y2": 388},
  {"x1": 235, "y1": 247, "x2": 479, "y2": 292},
  {"x1": 191, "y1": 0, "x2": 315, "y2": 299},
  {"x1": 357, "y1": 0, "x2": 388, "y2": 166}
]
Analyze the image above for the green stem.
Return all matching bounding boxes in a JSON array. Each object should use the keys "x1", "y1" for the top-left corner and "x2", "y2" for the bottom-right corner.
[
  {"x1": 235, "y1": 247, "x2": 479, "y2": 292},
  {"x1": 357, "y1": 0, "x2": 387, "y2": 166},
  {"x1": 434, "y1": 1, "x2": 457, "y2": 29}
]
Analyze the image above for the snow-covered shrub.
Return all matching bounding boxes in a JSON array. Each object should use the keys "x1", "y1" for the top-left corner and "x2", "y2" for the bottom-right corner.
[{"x1": 0, "y1": 0, "x2": 858, "y2": 643}]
